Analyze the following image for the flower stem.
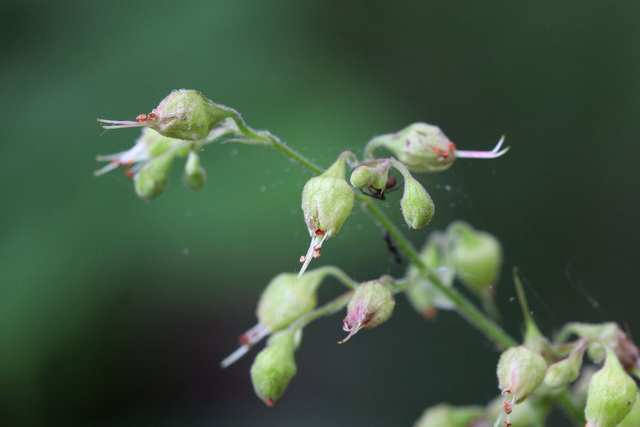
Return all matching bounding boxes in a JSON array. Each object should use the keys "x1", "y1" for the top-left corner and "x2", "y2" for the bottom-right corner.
[
  {"x1": 235, "y1": 119, "x2": 518, "y2": 349},
  {"x1": 291, "y1": 291, "x2": 354, "y2": 331},
  {"x1": 314, "y1": 265, "x2": 359, "y2": 290}
]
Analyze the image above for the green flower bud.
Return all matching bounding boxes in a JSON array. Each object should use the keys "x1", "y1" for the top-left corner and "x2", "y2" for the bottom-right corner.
[
  {"x1": 350, "y1": 160, "x2": 396, "y2": 200},
  {"x1": 544, "y1": 341, "x2": 587, "y2": 388},
  {"x1": 618, "y1": 393, "x2": 640, "y2": 427},
  {"x1": 298, "y1": 152, "x2": 355, "y2": 278},
  {"x1": 400, "y1": 175, "x2": 435, "y2": 229},
  {"x1": 585, "y1": 345, "x2": 637, "y2": 427},
  {"x1": 250, "y1": 329, "x2": 301, "y2": 406},
  {"x1": 497, "y1": 346, "x2": 547, "y2": 403},
  {"x1": 340, "y1": 280, "x2": 395, "y2": 343},
  {"x1": 558, "y1": 322, "x2": 640, "y2": 372},
  {"x1": 98, "y1": 89, "x2": 233, "y2": 141},
  {"x1": 447, "y1": 221, "x2": 502, "y2": 299},
  {"x1": 413, "y1": 403, "x2": 487, "y2": 427},
  {"x1": 182, "y1": 150, "x2": 206, "y2": 191},
  {"x1": 405, "y1": 232, "x2": 456, "y2": 318},
  {"x1": 364, "y1": 122, "x2": 509, "y2": 173},
  {"x1": 133, "y1": 151, "x2": 175, "y2": 200},
  {"x1": 256, "y1": 270, "x2": 326, "y2": 332}
]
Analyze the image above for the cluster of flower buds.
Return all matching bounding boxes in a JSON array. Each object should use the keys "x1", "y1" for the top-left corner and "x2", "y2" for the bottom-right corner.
[
  {"x1": 221, "y1": 270, "x2": 329, "y2": 369},
  {"x1": 340, "y1": 279, "x2": 395, "y2": 343},
  {"x1": 96, "y1": 90, "x2": 247, "y2": 199},
  {"x1": 363, "y1": 122, "x2": 508, "y2": 173}
]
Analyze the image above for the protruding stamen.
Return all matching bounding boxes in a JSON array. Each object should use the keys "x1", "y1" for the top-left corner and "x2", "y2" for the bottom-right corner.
[
  {"x1": 220, "y1": 323, "x2": 271, "y2": 368},
  {"x1": 97, "y1": 118, "x2": 148, "y2": 130},
  {"x1": 456, "y1": 136, "x2": 509, "y2": 159},
  {"x1": 338, "y1": 320, "x2": 362, "y2": 344},
  {"x1": 93, "y1": 162, "x2": 120, "y2": 176},
  {"x1": 220, "y1": 344, "x2": 251, "y2": 368},
  {"x1": 296, "y1": 233, "x2": 327, "y2": 280}
]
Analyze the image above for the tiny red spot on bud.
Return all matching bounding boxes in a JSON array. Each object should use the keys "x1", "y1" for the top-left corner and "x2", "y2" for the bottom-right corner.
[
  {"x1": 448, "y1": 142, "x2": 456, "y2": 151},
  {"x1": 264, "y1": 398, "x2": 274, "y2": 407},
  {"x1": 422, "y1": 307, "x2": 438, "y2": 319},
  {"x1": 433, "y1": 147, "x2": 441, "y2": 154},
  {"x1": 125, "y1": 169, "x2": 133, "y2": 178},
  {"x1": 314, "y1": 229, "x2": 325, "y2": 236},
  {"x1": 136, "y1": 114, "x2": 147, "y2": 122},
  {"x1": 441, "y1": 151, "x2": 449, "y2": 159}
]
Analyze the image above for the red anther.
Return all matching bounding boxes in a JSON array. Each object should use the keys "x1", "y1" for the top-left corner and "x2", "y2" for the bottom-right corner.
[
  {"x1": 136, "y1": 114, "x2": 147, "y2": 122},
  {"x1": 126, "y1": 160, "x2": 134, "y2": 166},
  {"x1": 124, "y1": 169, "x2": 134, "y2": 178},
  {"x1": 299, "y1": 256, "x2": 306, "y2": 263},
  {"x1": 313, "y1": 251, "x2": 321, "y2": 258},
  {"x1": 264, "y1": 398, "x2": 275, "y2": 407},
  {"x1": 110, "y1": 159, "x2": 118, "y2": 164},
  {"x1": 504, "y1": 388, "x2": 511, "y2": 394},
  {"x1": 504, "y1": 423, "x2": 511, "y2": 427},
  {"x1": 503, "y1": 400, "x2": 512, "y2": 415},
  {"x1": 422, "y1": 307, "x2": 438, "y2": 319},
  {"x1": 239, "y1": 334, "x2": 251, "y2": 346},
  {"x1": 441, "y1": 151, "x2": 450, "y2": 158},
  {"x1": 433, "y1": 147, "x2": 441, "y2": 154},
  {"x1": 314, "y1": 229, "x2": 326, "y2": 236},
  {"x1": 313, "y1": 245, "x2": 322, "y2": 251},
  {"x1": 148, "y1": 112, "x2": 157, "y2": 120},
  {"x1": 448, "y1": 142, "x2": 456, "y2": 151}
]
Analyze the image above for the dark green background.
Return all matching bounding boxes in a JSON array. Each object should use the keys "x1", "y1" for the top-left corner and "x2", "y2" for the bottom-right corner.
[{"x1": 1, "y1": 1, "x2": 639, "y2": 426}]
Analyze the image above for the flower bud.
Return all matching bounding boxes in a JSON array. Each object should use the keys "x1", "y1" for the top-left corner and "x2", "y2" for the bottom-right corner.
[
  {"x1": 558, "y1": 322, "x2": 640, "y2": 372},
  {"x1": 497, "y1": 346, "x2": 547, "y2": 403},
  {"x1": 98, "y1": 89, "x2": 232, "y2": 141},
  {"x1": 370, "y1": 123, "x2": 458, "y2": 173},
  {"x1": 298, "y1": 152, "x2": 355, "y2": 278},
  {"x1": 340, "y1": 280, "x2": 395, "y2": 343},
  {"x1": 133, "y1": 151, "x2": 175, "y2": 200},
  {"x1": 447, "y1": 222, "x2": 502, "y2": 299},
  {"x1": 256, "y1": 270, "x2": 326, "y2": 332},
  {"x1": 405, "y1": 232, "x2": 455, "y2": 318},
  {"x1": 413, "y1": 403, "x2": 487, "y2": 427},
  {"x1": 544, "y1": 341, "x2": 587, "y2": 388},
  {"x1": 585, "y1": 345, "x2": 637, "y2": 427},
  {"x1": 618, "y1": 393, "x2": 640, "y2": 427},
  {"x1": 182, "y1": 150, "x2": 206, "y2": 191},
  {"x1": 400, "y1": 175, "x2": 435, "y2": 229},
  {"x1": 250, "y1": 329, "x2": 301, "y2": 406}
]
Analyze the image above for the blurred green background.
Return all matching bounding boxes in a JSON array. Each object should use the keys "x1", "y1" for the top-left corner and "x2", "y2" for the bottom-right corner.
[{"x1": 1, "y1": 1, "x2": 639, "y2": 426}]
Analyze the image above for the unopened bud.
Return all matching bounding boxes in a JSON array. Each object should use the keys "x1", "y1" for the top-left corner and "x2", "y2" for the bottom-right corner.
[
  {"x1": 182, "y1": 150, "x2": 206, "y2": 191},
  {"x1": 447, "y1": 221, "x2": 502, "y2": 299},
  {"x1": 133, "y1": 152, "x2": 175, "y2": 200},
  {"x1": 400, "y1": 175, "x2": 435, "y2": 229},
  {"x1": 413, "y1": 403, "x2": 487, "y2": 427},
  {"x1": 585, "y1": 345, "x2": 637, "y2": 427},
  {"x1": 558, "y1": 322, "x2": 640, "y2": 372},
  {"x1": 340, "y1": 280, "x2": 395, "y2": 343},
  {"x1": 250, "y1": 329, "x2": 301, "y2": 406},
  {"x1": 298, "y1": 152, "x2": 355, "y2": 277},
  {"x1": 544, "y1": 341, "x2": 587, "y2": 388},
  {"x1": 256, "y1": 270, "x2": 326, "y2": 332},
  {"x1": 618, "y1": 393, "x2": 640, "y2": 427},
  {"x1": 98, "y1": 89, "x2": 232, "y2": 141},
  {"x1": 497, "y1": 346, "x2": 547, "y2": 403}
]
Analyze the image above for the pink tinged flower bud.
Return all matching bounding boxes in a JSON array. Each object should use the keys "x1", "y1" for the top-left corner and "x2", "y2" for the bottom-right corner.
[
  {"x1": 585, "y1": 345, "x2": 637, "y2": 427},
  {"x1": 558, "y1": 322, "x2": 640, "y2": 372},
  {"x1": 544, "y1": 341, "x2": 587, "y2": 388},
  {"x1": 250, "y1": 329, "x2": 301, "y2": 406},
  {"x1": 497, "y1": 346, "x2": 547, "y2": 403},
  {"x1": 98, "y1": 89, "x2": 232, "y2": 141},
  {"x1": 340, "y1": 280, "x2": 395, "y2": 344},
  {"x1": 413, "y1": 403, "x2": 487, "y2": 427},
  {"x1": 365, "y1": 123, "x2": 508, "y2": 173},
  {"x1": 298, "y1": 152, "x2": 355, "y2": 278}
]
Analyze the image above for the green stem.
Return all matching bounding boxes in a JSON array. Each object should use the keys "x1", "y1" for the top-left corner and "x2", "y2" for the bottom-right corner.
[
  {"x1": 356, "y1": 193, "x2": 517, "y2": 349},
  {"x1": 291, "y1": 291, "x2": 354, "y2": 331},
  {"x1": 233, "y1": 118, "x2": 518, "y2": 350},
  {"x1": 314, "y1": 265, "x2": 359, "y2": 290}
]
